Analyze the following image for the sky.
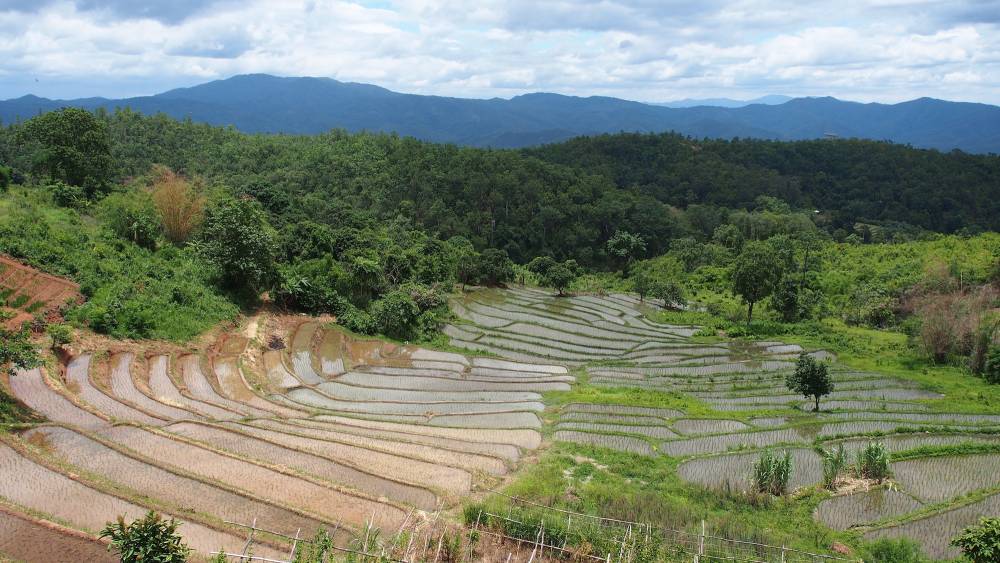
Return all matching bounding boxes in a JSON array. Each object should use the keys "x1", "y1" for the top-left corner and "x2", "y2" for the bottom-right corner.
[{"x1": 1, "y1": 0, "x2": 999, "y2": 104}]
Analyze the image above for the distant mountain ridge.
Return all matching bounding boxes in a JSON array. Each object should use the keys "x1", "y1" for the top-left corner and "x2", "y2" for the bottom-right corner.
[{"x1": 2, "y1": 74, "x2": 999, "y2": 153}]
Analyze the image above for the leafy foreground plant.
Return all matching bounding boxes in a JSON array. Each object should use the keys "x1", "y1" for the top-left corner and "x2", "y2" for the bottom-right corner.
[
  {"x1": 856, "y1": 442, "x2": 891, "y2": 482},
  {"x1": 952, "y1": 517, "x2": 1000, "y2": 563},
  {"x1": 751, "y1": 450, "x2": 793, "y2": 496},
  {"x1": 100, "y1": 510, "x2": 190, "y2": 563}
]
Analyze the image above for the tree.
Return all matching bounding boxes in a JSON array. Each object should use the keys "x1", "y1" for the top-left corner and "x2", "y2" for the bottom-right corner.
[
  {"x1": 606, "y1": 230, "x2": 646, "y2": 274},
  {"x1": 0, "y1": 164, "x2": 10, "y2": 191},
  {"x1": 985, "y1": 346, "x2": 1000, "y2": 385},
  {"x1": 528, "y1": 257, "x2": 578, "y2": 296},
  {"x1": 0, "y1": 328, "x2": 41, "y2": 378},
  {"x1": 786, "y1": 353, "x2": 833, "y2": 411},
  {"x1": 952, "y1": 518, "x2": 1000, "y2": 563},
  {"x1": 712, "y1": 224, "x2": 744, "y2": 252},
  {"x1": 46, "y1": 323, "x2": 73, "y2": 353},
  {"x1": 198, "y1": 196, "x2": 278, "y2": 295},
  {"x1": 652, "y1": 280, "x2": 686, "y2": 310},
  {"x1": 730, "y1": 240, "x2": 782, "y2": 326},
  {"x1": 15, "y1": 107, "x2": 112, "y2": 195},
  {"x1": 100, "y1": 511, "x2": 190, "y2": 563},
  {"x1": 151, "y1": 166, "x2": 205, "y2": 244},
  {"x1": 476, "y1": 248, "x2": 514, "y2": 287},
  {"x1": 633, "y1": 270, "x2": 652, "y2": 302}
]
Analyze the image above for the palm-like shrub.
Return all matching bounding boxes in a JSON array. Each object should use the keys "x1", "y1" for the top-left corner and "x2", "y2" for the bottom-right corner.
[
  {"x1": 856, "y1": 442, "x2": 890, "y2": 481},
  {"x1": 821, "y1": 445, "x2": 849, "y2": 489},
  {"x1": 751, "y1": 450, "x2": 793, "y2": 495}
]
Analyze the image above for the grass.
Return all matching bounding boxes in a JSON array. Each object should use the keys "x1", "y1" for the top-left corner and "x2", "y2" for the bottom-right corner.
[{"x1": 479, "y1": 440, "x2": 855, "y2": 557}]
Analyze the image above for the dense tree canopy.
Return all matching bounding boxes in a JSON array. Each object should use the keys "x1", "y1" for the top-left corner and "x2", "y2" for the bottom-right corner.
[
  {"x1": 5, "y1": 110, "x2": 995, "y2": 272},
  {"x1": 13, "y1": 107, "x2": 112, "y2": 195}
]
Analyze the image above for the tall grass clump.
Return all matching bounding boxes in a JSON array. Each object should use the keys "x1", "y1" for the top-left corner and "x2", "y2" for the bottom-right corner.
[
  {"x1": 821, "y1": 445, "x2": 848, "y2": 489},
  {"x1": 751, "y1": 450, "x2": 793, "y2": 495},
  {"x1": 856, "y1": 442, "x2": 891, "y2": 481}
]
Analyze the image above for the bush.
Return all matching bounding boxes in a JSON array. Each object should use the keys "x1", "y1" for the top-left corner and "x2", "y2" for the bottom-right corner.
[
  {"x1": 652, "y1": 280, "x2": 686, "y2": 310},
  {"x1": 46, "y1": 323, "x2": 73, "y2": 351},
  {"x1": 100, "y1": 511, "x2": 190, "y2": 563},
  {"x1": 751, "y1": 450, "x2": 792, "y2": 496},
  {"x1": 0, "y1": 328, "x2": 42, "y2": 377},
  {"x1": 952, "y1": 517, "x2": 1000, "y2": 563},
  {"x1": 866, "y1": 538, "x2": 926, "y2": 562},
  {"x1": 151, "y1": 166, "x2": 205, "y2": 244},
  {"x1": 49, "y1": 181, "x2": 87, "y2": 208},
  {"x1": 198, "y1": 196, "x2": 278, "y2": 295},
  {"x1": 986, "y1": 346, "x2": 1000, "y2": 385},
  {"x1": 370, "y1": 289, "x2": 421, "y2": 340},
  {"x1": 100, "y1": 191, "x2": 160, "y2": 250},
  {"x1": 856, "y1": 442, "x2": 890, "y2": 481}
]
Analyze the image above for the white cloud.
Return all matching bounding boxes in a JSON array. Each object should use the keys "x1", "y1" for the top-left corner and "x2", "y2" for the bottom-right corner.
[{"x1": 0, "y1": 0, "x2": 998, "y2": 104}]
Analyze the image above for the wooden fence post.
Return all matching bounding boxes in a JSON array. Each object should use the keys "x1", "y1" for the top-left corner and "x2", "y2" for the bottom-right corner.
[{"x1": 695, "y1": 520, "x2": 705, "y2": 563}]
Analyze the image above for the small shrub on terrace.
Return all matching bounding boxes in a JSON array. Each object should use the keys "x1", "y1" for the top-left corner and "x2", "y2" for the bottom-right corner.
[
  {"x1": 46, "y1": 322, "x2": 72, "y2": 351},
  {"x1": 856, "y1": 442, "x2": 890, "y2": 482},
  {"x1": 751, "y1": 450, "x2": 793, "y2": 496},
  {"x1": 100, "y1": 511, "x2": 190, "y2": 563},
  {"x1": 951, "y1": 517, "x2": 1000, "y2": 563},
  {"x1": 865, "y1": 538, "x2": 926, "y2": 562}
]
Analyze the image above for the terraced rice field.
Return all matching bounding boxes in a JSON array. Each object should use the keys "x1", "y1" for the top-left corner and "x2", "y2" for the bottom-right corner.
[
  {"x1": 448, "y1": 288, "x2": 1000, "y2": 558},
  {"x1": 7, "y1": 287, "x2": 1000, "y2": 559},
  {"x1": 815, "y1": 489, "x2": 924, "y2": 531},
  {"x1": 3, "y1": 314, "x2": 558, "y2": 557}
]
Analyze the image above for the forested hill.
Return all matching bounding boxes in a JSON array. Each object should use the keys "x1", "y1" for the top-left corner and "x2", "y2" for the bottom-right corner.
[
  {"x1": 2, "y1": 110, "x2": 998, "y2": 267},
  {"x1": 3, "y1": 74, "x2": 1000, "y2": 153},
  {"x1": 527, "y1": 133, "x2": 1000, "y2": 235}
]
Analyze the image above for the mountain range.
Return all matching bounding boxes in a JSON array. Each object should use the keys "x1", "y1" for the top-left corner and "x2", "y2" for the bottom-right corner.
[{"x1": 2, "y1": 74, "x2": 999, "y2": 153}]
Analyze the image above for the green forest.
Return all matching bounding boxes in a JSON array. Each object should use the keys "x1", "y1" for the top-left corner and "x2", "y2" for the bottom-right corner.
[{"x1": 1, "y1": 107, "x2": 998, "y2": 377}]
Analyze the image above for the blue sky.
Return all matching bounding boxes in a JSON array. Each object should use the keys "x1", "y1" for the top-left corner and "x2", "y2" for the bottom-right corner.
[{"x1": 1, "y1": 0, "x2": 998, "y2": 104}]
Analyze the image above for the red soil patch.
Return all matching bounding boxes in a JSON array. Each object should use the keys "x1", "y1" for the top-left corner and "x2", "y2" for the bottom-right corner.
[{"x1": 0, "y1": 255, "x2": 82, "y2": 330}]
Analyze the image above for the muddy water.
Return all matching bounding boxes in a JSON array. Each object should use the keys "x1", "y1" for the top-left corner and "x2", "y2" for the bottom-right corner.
[
  {"x1": 147, "y1": 356, "x2": 241, "y2": 420},
  {"x1": 99, "y1": 426, "x2": 406, "y2": 530},
  {"x1": 311, "y1": 414, "x2": 541, "y2": 449},
  {"x1": 165, "y1": 421, "x2": 443, "y2": 508},
  {"x1": 22, "y1": 426, "x2": 329, "y2": 542},
  {"x1": 178, "y1": 355, "x2": 264, "y2": 416},
  {"x1": 213, "y1": 357, "x2": 303, "y2": 417},
  {"x1": 678, "y1": 448, "x2": 823, "y2": 490},
  {"x1": 815, "y1": 489, "x2": 922, "y2": 530},
  {"x1": 290, "y1": 323, "x2": 325, "y2": 384},
  {"x1": 315, "y1": 380, "x2": 541, "y2": 403},
  {"x1": 244, "y1": 418, "x2": 509, "y2": 473},
  {"x1": 65, "y1": 355, "x2": 163, "y2": 425},
  {"x1": 108, "y1": 353, "x2": 195, "y2": 420},
  {"x1": 211, "y1": 420, "x2": 473, "y2": 495},
  {"x1": 0, "y1": 442, "x2": 283, "y2": 557},
  {"x1": 281, "y1": 418, "x2": 521, "y2": 460},
  {"x1": 9, "y1": 368, "x2": 107, "y2": 429},
  {"x1": 337, "y1": 371, "x2": 569, "y2": 392},
  {"x1": 262, "y1": 350, "x2": 300, "y2": 389},
  {"x1": 0, "y1": 507, "x2": 114, "y2": 563}
]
